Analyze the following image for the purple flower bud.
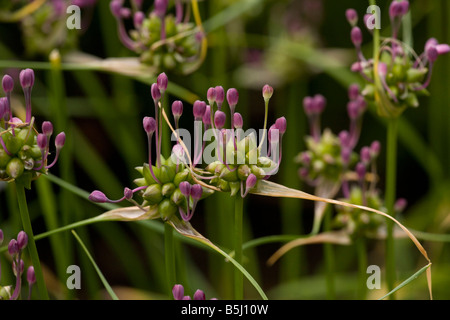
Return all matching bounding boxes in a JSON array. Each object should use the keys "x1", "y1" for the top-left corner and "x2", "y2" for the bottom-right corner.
[
  {"x1": 17, "y1": 231, "x2": 28, "y2": 250},
  {"x1": 426, "y1": 45, "x2": 439, "y2": 63},
  {"x1": 246, "y1": 174, "x2": 257, "y2": 189},
  {"x1": 394, "y1": 198, "x2": 407, "y2": 212},
  {"x1": 193, "y1": 290, "x2": 206, "y2": 300},
  {"x1": 341, "y1": 147, "x2": 351, "y2": 165},
  {"x1": 134, "y1": 11, "x2": 145, "y2": 28},
  {"x1": 55, "y1": 132, "x2": 66, "y2": 149},
  {"x1": 313, "y1": 94, "x2": 326, "y2": 114},
  {"x1": 143, "y1": 116, "x2": 157, "y2": 134},
  {"x1": 399, "y1": 0, "x2": 410, "y2": 15},
  {"x1": 8, "y1": 239, "x2": 19, "y2": 256},
  {"x1": 339, "y1": 130, "x2": 351, "y2": 148},
  {"x1": 2, "y1": 74, "x2": 14, "y2": 93},
  {"x1": 27, "y1": 266, "x2": 36, "y2": 285},
  {"x1": 172, "y1": 284, "x2": 184, "y2": 300},
  {"x1": 267, "y1": 124, "x2": 278, "y2": 143},
  {"x1": 360, "y1": 146, "x2": 371, "y2": 164},
  {"x1": 299, "y1": 167, "x2": 309, "y2": 179},
  {"x1": 351, "y1": 27, "x2": 363, "y2": 47},
  {"x1": 42, "y1": 121, "x2": 54, "y2": 136},
  {"x1": 120, "y1": 7, "x2": 131, "y2": 18},
  {"x1": 436, "y1": 44, "x2": 450, "y2": 55},
  {"x1": 233, "y1": 112, "x2": 243, "y2": 129},
  {"x1": 110, "y1": 0, "x2": 123, "y2": 17},
  {"x1": 88, "y1": 190, "x2": 108, "y2": 203},
  {"x1": 157, "y1": 72, "x2": 168, "y2": 93},
  {"x1": 262, "y1": 84, "x2": 274, "y2": 101},
  {"x1": 179, "y1": 181, "x2": 191, "y2": 197},
  {"x1": 13, "y1": 259, "x2": 25, "y2": 276},
  {"x1": 348, "y1": 84, "x2": 360, "y2": 101},
  {"x1": 346, "y1": 8, "x2": 358, "y2": 26},
  {"x1": 193, "y1": 100, "x2": 207, "y2": 120},
  {"x1": 171, "y1": 101, "x2": 183, "y2": 118},
  {"x1": 351, "y1": 61, "x2": 363, "y2": 72},
  {"x1": 207, "y1": 87, "x2": 216, "y2": 105},
  {"x1": 347, "y1": 100, "x2": 360, "y2": 119},
  {"x1": 215, "y1": 86, "x2": 225, "y2": 108},
  {"x1": 151, "y1": 83, "x2": 161, "y2": 101},
  {"x1": 303, "y1": 96, "x2": 315, "y2": 115},
  {"x1": 275, "y1": 117, "x2": 287, "y2": 135},
  {"x1": 154, "y1": 0, "x2": 168, "y2": 17},
  {"x1": 300, "y1": 152, "x2": 311, "y2": 165},
  {"x1": 124, "y1": 187, "x2": 133, "y2": 200},
  {"x1": 19, "y1": 69, "x2": 35, "y2": 89},
  {"x1": 227, "y1": 88, "x2": 239, "y2": 107},
  {"x1": 425, "y1": 38, "x2": 439, "y2": 52},
  {"x1": 389, "y1": 1, "x2": 403, "y2": 19},
  {"x1": 190, "y1": 184, "x2": 203, "y2": 200},
  {"x1": 214, "y1": 110, "x2": 226, "y2": 129},
  {"x1": 37, "y1": 134, "x2": 48, "y2": 150},
  {"x1": 370, "y1": 141, "x2": 381, "y2": 158},
  {"x1": 356, "y1": 162, "x2": 366, "y2": 180},
  {"x1": 203, "y1": 105, "x2": 211, "y2": 125}
]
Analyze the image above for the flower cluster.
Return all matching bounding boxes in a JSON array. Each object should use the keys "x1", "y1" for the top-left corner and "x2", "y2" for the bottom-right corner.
[
  {"x1": 0, "y1": 229, "x2": 36, "y2": 300},
  {"x1": 89, "y1": 73, "x2": 285, "y2": 222},
  {"x1": 19, "y1": 0, "x2": 97, "y2": 57},
  {"x1": 110, "y1": 0, "x2": 202, "y2": 73},
  {"x1": 202, "y1": 85, "x2": 286, "y2": 197},
  {"x1": 0, "y1": 69, "x2": 66, "y2": 183},
  {"x1": 346, "y1": 1, "x2": 450, "y2": 118},
  {"x1": 89, "y1": 72, "x2": 213, "y2": 222},
  {"x1": 172, "y1": 284, "x2": 217, "y2": 300}
]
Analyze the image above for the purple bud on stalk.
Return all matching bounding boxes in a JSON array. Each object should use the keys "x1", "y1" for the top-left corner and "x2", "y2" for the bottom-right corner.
[
  {"x1": 171, "y1": 101, "x2": 183, "y2": 118},
  {"x1": 303, "y1": 96, "x2": 315, "y2": 115},
  {"x1": 214, "y1": 111, "x2": 226, "y2": 129},
  {"x1": 143, "y1": 117, "x2": 157, "y2": 134},
  {"x1": 426, "y1": 46, "x2": 439, "y2": 63},
  {"x1": 193, "y1": 290, "x2": 206, "y2": 300},
  {"x1": 190, "y1": 184, "x2": 203, "y2": 200},
  {"x1": 2, "y1": 74, "x2": 14, "y2": 93},
  {"x1": 172, "y1": 284, "x2": 184, "y2": 300},
  {"x1": 395, "y1": 198, "x2": 408, "y2": 212},
  {"x1": 27, "y1": 266, "x2": 36, "y2": 285},
  {"x1": 179, "y1": 181, "x2": 191, "y2": 197},
  {"x1": 227, "y1": 88, "x2": 239, "y2": 108},
  {"x1": 351, "y1": 27, "x2": 363, "y2": 47},
  {"x1": 88, "y1": 190, "x2": 109, "y2": 203},
  {"x1": 246, "y1": 174, "x2": 257, "y2": 189},
  {"x1": 37, "y1": 134, "x2": 48, "y2": 150},
  {"x1": 215, "y1": 86, "x2": 225, "y2": 109},
  {"x1": 193, "y1": 100, "x2": 207, "y2": 120},
  {"x1": 17, "y1": 231, "x2": 28, "y2": 250},
  {"x1": 262, "y1": 84, "x2": 274, "y2": 101},
  {"x1": 345, "y1": 9, "x2": 358, "y2": 26},
  {"x1": 436, "y1": 44, "x2": 450, "y2": 55},
  {"x1": 313, "y1": 95, "x2": 326, "y2": 114},
  {"x1": 360, "y1": 146, "x2": 371, "y2": 164},
  {"x1": 233, "y1": 112, "x2": 243, "y2": 129},
  {"x1": 275, "y1": 117, "x2": 287, "y2": 135},
  {"x1": 124, "y1": 187, "x2": 133, "y2": 200},
  {"x1": 151, "y1": 83, "x2": 161, "y2": 102},
  {"x1": 42, "y1": 121, "x2": 54, "y2": 137},
  {"x1": 348, "y1": 84, "x2": 360, "y2": 101},
  {"x1": 356, "y1": 162, "x2": 366, "y2": 181},
  {"x1": 134, "y1": 11, "x2": 145, "y2": 28},
  {"x1": 203, "y1": 105, "x2": 211, "y2": 126},
  {"x1": 55, "y1": 132, "x2": 66, "y2": 149},
  {"x1": 19, "y1": 69, "x2": 35, "y2": 89},
  {"x1": 110, "y1": 0, "x2": 123, "y2": 17},
  {"x1": 425, "y1": 38, "x2": 439, "y2": 52},
  {"x1": 207, "y1": 87, "x2": 216, "y2": 105},
  {"x1": 370, "y1": 141, "x2": 381, "y2": 157},
  {"x1": 157, "y1": 72, "x2": 168, "y2": 93},
  {"x1": 154, "y1": 0, "x2": 168, "y2": 17},
  {"x1": 8, "y1": 239, "x2": 19, "y2": 256}
]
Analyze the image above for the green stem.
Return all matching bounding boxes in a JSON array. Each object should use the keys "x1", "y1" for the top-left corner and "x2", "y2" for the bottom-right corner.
[
  {"x1": 356, "y1": 237, "x2": 368, "y2": 300},
  {"x1": 385, "y1": 118, "x2": 398, "y2": 299},
  {"x1": 15, "y1": 182, "x2": 49, "y2": 300},
  {"x1": 165, "y1": 223, "x2": 176, "y2": 297},
  {"x1": 323, "y1": 204, "x2": 335, "y2": 300},
  {"x1": 234, "y1": 194, "x2": 244, "y2": 300}
]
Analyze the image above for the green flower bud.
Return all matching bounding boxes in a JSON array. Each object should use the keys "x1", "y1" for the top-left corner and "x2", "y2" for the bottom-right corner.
[
  {"x1": 159, "y1": 198, "x2": 177, "y2": 221},
  {"x1": 158, "y1": 165, "x2": 175, "y2": 184},
  {"x1": 6, "y1": 158, "x2": 24, "y2": 179},
  {"x1": 405, "y1": 93, "x2": 419, "y2": 108},
  {"x1": 205, "y1": 161, "x2": 221, "y2": 174},
  {"x1": 229, "y1": 181, "x2": 240, "y2": 197},
  {"x1": 0, "y1": 285, "x2": 12, "y2": 300},
  {"x1": 142, "y1": 164, "x2": 161, "y2": 185},
  {"x1": 171, "y1": 188, "x2": 185, "y2": 206},
  {"x1": 392, "y1": 64, "x2": 406, "y2": 82},
  {"x1": 250, "y1": 165, "x2": 266, "y2": 179},
  {"x1": 0, "y1": 148, "x2": 12, "y2": 168},
  {"x1": 143, "y1": 184, "x2": 163, "y2": 205},
  {"x1": 237, "y1": 164, "x2": 251, "y2": 181},
  {"x1": 162, "y1": 182, "x2": 176, "y2": 197},
  {"x1": 174, "y1": 169, "x2": 189, "y2": 186},
  {"x1": 133, "y1": 178, "x2": 147, "y2": 187},
  {"x1": 406, "y1": 68, "x2": 428, "y2": 83},
  {"x1": 200, "y1": 186, "x2": 215, "y2": 200},
  {"x1": 220, "y1": 166, "x2": 238, "y2": 182},
  {"x1": 4, "y1": 133, "x2": 22, "y2": 155},
  {"x1": 218, "y1": 179, "x2": 230, "y2": 192}
]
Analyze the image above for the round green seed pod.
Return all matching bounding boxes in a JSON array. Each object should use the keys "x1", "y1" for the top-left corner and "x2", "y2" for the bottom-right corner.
[
  {"x1": 159, "y1": 198, "x2": 177, "y2": 221},
  {"x1": 143, "y1": 184, "x2": 163, "y2": 205},
  {"x1": 6, "y1": 158, "x2": 24, "y2": 179},
  {"x1": 0, "y1": 148, "x2": 12, "y2": 168},
  {"x1": 162, "y1": 182, "x2": 176, "y2": 197}
]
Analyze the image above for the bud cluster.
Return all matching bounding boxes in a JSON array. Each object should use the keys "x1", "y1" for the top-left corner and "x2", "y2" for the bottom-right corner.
[
  {"x1": 110, "y1": 0, "x2": 202, "y2": 73},
  {"x1": 1, "y1": 70, "x2": 66, "y2": 183},
  {"x1": 0, "y1": 229, "x2": 36, "y2": 300},
  {"x1": 347, "y1": 1, "x2": 449, "y2": 118},
  {"x1": 172, "y1": 284, "x2": 217, "y2": 300}
]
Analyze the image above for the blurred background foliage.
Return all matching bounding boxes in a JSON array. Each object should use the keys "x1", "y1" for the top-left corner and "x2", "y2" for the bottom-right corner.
[{"x1": 0, "y1": 0, "x2": 449, "y2": 300}]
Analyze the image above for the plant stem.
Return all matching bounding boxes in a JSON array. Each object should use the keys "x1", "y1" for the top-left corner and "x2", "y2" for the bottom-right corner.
[
  {"x1": 165, "y1": 223, "x2": 176, "y2": 297},
  {"x1": 15, "y1": 182, "x2": 49, "y2": 300},
  {"x1": 385, "y1": 118, "x2": 398, "y2": 299},
  {"x1": 356, "y1": 236, "x2": 368, "y2": 300},
  {"x1": 323, "y1": 204, "x2": 335, "y2": 300},
  {"x1": 234, "y1": 194, "x2": 244, "y2": 300}
]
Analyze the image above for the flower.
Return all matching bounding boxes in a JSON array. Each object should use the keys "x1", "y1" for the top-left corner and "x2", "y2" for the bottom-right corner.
[
  {"x1": 172, "y1": 284, "x2": 217, "y2": 300},
  {"x1": 0, "y1": 70, "x2": 65, "y2": 182},
  {"x1": 346, "y1": 2, "x2": 449, "y2": 118}
]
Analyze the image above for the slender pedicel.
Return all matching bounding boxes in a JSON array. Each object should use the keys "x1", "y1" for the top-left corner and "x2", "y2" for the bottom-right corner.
[{"x1": 143, "y1": 116, "x2": 161, "y2": 184}]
